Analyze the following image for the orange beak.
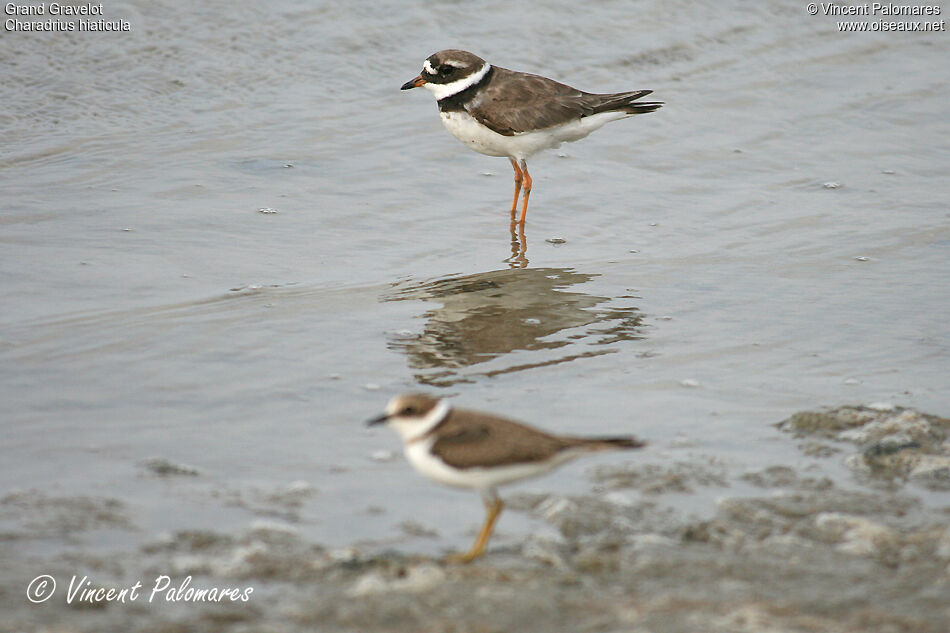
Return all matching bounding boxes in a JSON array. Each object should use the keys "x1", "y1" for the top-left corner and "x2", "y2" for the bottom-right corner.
[{"x1": 400, "y1": 75, "x2": 426, "y2": 90}]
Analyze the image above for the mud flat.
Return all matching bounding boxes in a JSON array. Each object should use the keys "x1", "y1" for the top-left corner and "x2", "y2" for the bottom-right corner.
[{"x1": 2, "y1": 404, "x2": 948, "y2": 633}]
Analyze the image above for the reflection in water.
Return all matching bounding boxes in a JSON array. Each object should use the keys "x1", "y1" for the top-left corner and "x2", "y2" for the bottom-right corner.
[
  {"x1": 506, "y1": 221, "x2": 528, "y2": 268},
  {"x1": 384, "y1": 268, "x2": 646, "y2": 386}
]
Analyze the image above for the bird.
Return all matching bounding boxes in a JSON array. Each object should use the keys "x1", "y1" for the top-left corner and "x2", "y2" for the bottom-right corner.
[
  {"x1": 400, "y1": 50, "x2": 662, "y2": 225},
  {"x1": 366, "y1": 393, "x2": 646, "y2": 563}
]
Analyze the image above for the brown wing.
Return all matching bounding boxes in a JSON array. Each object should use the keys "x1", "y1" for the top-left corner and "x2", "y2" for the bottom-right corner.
[
  {"x1": 467, "y1": 66, "x2": 657, "y2": 136},
  {"x1": 429, "y1": 408, "x2": 575, "y2": 469}
]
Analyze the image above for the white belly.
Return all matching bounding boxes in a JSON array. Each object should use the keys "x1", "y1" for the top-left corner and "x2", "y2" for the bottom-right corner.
[
  {"x1": 404, "y1": 436, "x2": 573, "y2": 493},
  {"x1": 439, "y1": 110, "x2": 628, "y2": 161}
]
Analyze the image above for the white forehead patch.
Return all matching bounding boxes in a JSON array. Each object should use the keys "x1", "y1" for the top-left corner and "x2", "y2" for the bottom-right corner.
[
  {"x1": 386, "y1": 398, "x2": 451, "y2": 443},
  {"x1": 385, "y1": 395, "x2": 405, "y2": 416},
  {"x1": 424, "y1": 58, "x2": 469, "y2": 76}
]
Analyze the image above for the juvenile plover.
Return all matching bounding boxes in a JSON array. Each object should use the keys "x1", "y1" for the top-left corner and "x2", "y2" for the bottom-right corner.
[
  {"x1": 367, "y1": 393, "x2": 645, "y2": 562},
  {"x1": 401, "y1": 50, "x2": 662, "y2": 225}
]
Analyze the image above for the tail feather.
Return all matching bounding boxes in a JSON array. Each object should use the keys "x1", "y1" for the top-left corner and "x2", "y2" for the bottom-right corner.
[
  {"x1": 593, "y1": 89, "x2": 664, "y2": 116},
  {"x1": 623, "y1": 101, "x2": 663, "y2": 115},
  {"x1": 596, "y1": 436, "x2": 647, "y2": 450},
  {"x1": 575, "y1": 436, "x2": 647, "y2": 451}
]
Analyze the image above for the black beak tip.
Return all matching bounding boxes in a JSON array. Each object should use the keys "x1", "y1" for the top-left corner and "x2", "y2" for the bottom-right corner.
[
  {"x1": 401, "y1": 75, "x2": 426, "y2": 91},
  {"x1": 366, "y1": 414, "x2": 389, "y2": 427}
]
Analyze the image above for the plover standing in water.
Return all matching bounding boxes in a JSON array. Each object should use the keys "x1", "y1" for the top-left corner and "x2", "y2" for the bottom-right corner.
[{"x1": 401, "y1": 50, "x2": 662, "y2": 224}]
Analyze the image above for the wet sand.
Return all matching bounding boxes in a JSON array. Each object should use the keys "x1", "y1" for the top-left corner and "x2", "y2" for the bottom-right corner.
[{"x1": 4, "y1": 405, "x2": 949, "y2": 631}]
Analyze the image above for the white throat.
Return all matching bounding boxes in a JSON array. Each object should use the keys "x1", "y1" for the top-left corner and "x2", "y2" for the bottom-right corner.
[
  {"x1": 387, "y1": 399, "x2": 451, "y2": 444},
  {"x1": 423, "y1": 64, "x2": 491, "y2": 101}
]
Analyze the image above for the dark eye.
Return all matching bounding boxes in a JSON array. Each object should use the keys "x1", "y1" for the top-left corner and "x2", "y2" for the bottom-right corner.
[
  {"x1": 439, "y1": 66, "x2": 453, "y2": 75},
  {"x1": 402, "y1": 406, "x2": 416, "y2": 415}
]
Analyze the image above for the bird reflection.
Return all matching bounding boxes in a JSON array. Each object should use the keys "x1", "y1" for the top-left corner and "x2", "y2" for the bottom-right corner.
[
  {"x1": 384, "y1": 267, "x2": 645, "y2": 386},
  {"x1": 505, "y1": 221, "x2": 528, "y2": 268}
]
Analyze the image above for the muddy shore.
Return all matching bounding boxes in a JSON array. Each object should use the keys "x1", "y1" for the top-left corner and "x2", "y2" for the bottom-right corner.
[{"x1": 4, "y1": 405, "x2": 948, "y2": 632}]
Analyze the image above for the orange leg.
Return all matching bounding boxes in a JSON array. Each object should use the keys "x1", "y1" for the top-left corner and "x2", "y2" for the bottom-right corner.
[
  {"x1": 517, "y1": 160, "x2": 532, "y2": 226},
  {"x1": 508, "y1": 158, "x2": 523, "y2": 219},
  {"x1": 446, "y1": 493, "x2": 504, "y2": 564}
]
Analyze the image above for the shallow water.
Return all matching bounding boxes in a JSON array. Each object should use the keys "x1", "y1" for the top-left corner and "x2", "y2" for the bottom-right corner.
[{"x1": 2, "y1": 0, "x2": 949, "y2": 611}]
